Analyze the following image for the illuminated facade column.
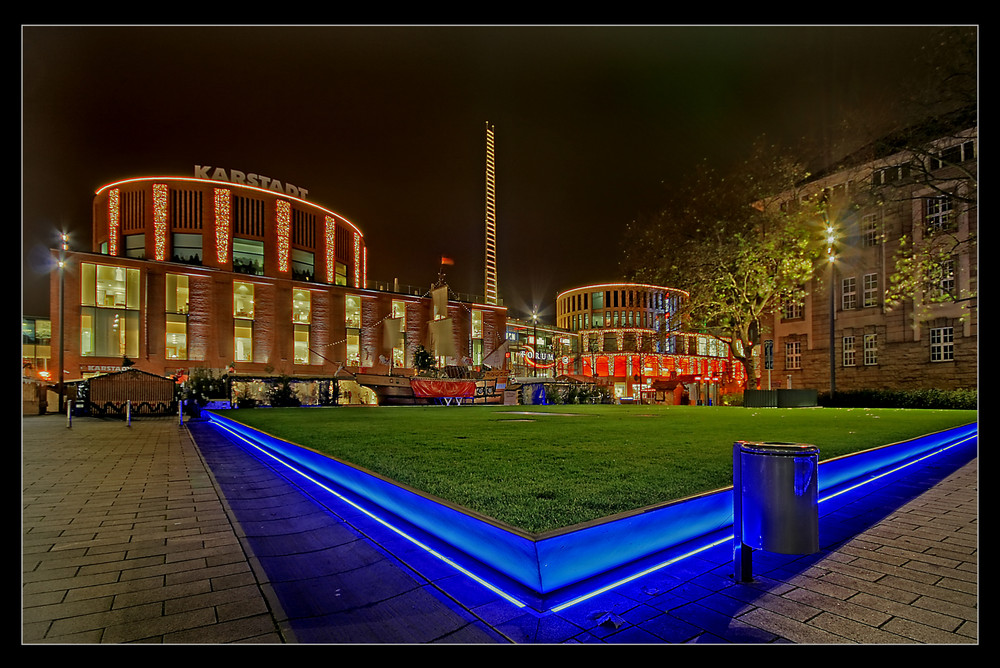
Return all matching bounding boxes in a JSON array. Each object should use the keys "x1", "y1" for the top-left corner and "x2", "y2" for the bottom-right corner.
[
  {"x1": 214, "y1": 188, "x2": 231, "y2": 264},
  {"x1": 353, "y1": 231, "x2": 361, "y2": 288},
  {"x1": 152, "y1": 183, "x2": 168, "y2": 261},
  {"x1": 276, "y1": 199, "x2": 291, "y2": 272},
  {"x1": 484, "y1": 122, "x2": 498, "y2": 305},
  {"x1": 107, "y1": 188, "x2": 120, "y2": 256},
  {"x1": 324, "y1": 215, "x2": 336, "y2": 284}
]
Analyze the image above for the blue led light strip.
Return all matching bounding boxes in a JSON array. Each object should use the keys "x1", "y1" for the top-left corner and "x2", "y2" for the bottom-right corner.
[
  {"x1": 818, "y1": 432, "x2": 977, "y2": 504},
  {"x1": 209, "y1": 419, "x2": 529, "y2": 609}
]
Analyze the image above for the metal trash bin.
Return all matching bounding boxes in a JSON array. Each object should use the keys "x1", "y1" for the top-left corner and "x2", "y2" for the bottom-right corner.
[{"x1": 733, "y1": 441, "x2": 820, "y2": 581}]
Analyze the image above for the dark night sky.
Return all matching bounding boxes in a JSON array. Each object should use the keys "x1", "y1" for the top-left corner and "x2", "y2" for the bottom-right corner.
[{"x1": 21, "y1": 25, "x2": 960, "y2": 322}]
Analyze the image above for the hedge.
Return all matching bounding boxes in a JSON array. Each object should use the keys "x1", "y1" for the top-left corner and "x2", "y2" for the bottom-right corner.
[{"x1": 817, "y1": 388, "x2": 977, "y2": 410}]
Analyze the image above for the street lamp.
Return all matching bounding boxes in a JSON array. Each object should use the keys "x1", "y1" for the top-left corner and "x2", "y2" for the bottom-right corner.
[
  {"x1": 826, "y1": 222, "x2": 837, "y2": 398},
  {"x1": 57, "y1": 231, "x2": 69, "y2": 414},
  {"x1": 532, "y1": 310, "x2": 538, "y2": 378}
]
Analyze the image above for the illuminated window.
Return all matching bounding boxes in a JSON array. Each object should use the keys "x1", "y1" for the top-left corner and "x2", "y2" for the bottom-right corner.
[
  {"x1": 165, "y1": 274, "x2": 189, "y2": 360},
  {"x1": 472, "y1": 309, "x2": 483, "y2": 366},
  {"x1": 233, "y1": 281, "x2": 255, "y2": 319},
  {"x1": 930, "y1": 327, "x2": 954, "y2": 362},
  {"x1": 234, "y1": 320, "x2": 253, "y2": 362},
  {"x1": 335, "y1": 261, "x2": 348, "y2": 286},
  {"x1": 80, "y1": 263, "x2": 140, "y2": 358},
  {"x1": 293, "y1": 289, "x2": 312, "y2": 364},
  {"x1": 843, "y1": 336, "x2": 856, "y2": 367},
  {"x1": 390, "y1": 300, "x2": 408, "y2": 367},
  {"x1": 346, "y1": 295, "x2": 361, "y2": 365}
]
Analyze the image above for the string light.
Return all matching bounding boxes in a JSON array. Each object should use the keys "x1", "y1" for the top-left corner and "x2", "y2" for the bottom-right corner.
[
  {"x1": 276, "y1": 199, "x2": 291, "y2": 272},
  {"x1": 152, "y1": 184, "x2": 169, "y2": 261}
]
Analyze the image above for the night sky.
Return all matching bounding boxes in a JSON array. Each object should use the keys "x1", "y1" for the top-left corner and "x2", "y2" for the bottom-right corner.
[{"x1": 22, "y1": 25, "x2": 959, "y2": 322}]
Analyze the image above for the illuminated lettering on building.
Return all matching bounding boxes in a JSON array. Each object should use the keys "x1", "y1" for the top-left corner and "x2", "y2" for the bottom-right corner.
[{"x1": 194, "y1": 165, "x2": 309, "y2": 199}]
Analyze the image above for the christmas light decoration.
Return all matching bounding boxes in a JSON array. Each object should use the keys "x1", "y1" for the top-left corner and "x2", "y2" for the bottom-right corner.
[
  {"x1": 214, "y1": 188, "x2": 231, "y2": 264},
  {"x1": 276, "y1": 199, "x2": 291, "y2": 272},
  {"x1": 152, "y1": 183, "x2": 168, "y2": 261}
]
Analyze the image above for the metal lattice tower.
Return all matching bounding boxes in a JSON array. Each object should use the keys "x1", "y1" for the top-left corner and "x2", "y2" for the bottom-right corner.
[{"x1": 484, "y1": 122, "x2": 498, "y2": 305}]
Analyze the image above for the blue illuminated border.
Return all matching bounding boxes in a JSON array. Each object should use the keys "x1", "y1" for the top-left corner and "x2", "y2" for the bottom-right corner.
[{"x1": 204, "y1": 413, "x2": 976, "y2": 612}]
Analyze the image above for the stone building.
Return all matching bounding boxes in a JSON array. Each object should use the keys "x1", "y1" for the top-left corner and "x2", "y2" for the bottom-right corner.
[{"x1": 766, "y1": 113, "x2": 977, "y2": 393}]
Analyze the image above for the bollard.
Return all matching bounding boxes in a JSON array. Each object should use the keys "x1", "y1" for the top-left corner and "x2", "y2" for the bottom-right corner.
[
  {"x1": 179, "y1": 399, "x2": 184, "y2": 426},
  {"x1": 733, "y1": 441, "x2": 820, "y2": 582},
  {"x1": 126, "y1": 399, "x2": 132, "y2": 427},
  {"x1": 66, "y1": 398, "x2": 73, "y2": 428}
]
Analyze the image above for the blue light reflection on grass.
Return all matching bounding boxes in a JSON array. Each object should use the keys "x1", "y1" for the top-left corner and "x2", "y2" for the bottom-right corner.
[{"x1": 204, "y1": 413, "x2": 976, "y2": 614}]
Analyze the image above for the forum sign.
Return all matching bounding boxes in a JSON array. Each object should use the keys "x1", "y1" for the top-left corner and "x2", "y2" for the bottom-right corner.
[{"x1": 194, "y1": 165, "x2": 309, "y2": 199}]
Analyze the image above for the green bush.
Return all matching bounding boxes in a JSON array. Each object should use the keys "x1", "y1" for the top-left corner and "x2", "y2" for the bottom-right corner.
[{"x1": 818, "y1": 388, "x2": 977, "y2": 410}]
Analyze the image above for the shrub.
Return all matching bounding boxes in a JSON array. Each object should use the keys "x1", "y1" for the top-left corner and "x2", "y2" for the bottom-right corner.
[{"x1": 818, "y1": 388, "x2": 977, "y2": 410}]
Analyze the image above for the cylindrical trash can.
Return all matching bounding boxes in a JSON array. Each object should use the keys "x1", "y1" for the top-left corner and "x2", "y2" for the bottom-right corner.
[{"x1": 735, "y1": 441, "x2": 819, "y2": 555}]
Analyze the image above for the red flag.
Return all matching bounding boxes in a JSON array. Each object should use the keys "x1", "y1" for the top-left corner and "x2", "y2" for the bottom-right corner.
[{"x1": 440, "y1": 256, "x2": 455, "y2": 266}]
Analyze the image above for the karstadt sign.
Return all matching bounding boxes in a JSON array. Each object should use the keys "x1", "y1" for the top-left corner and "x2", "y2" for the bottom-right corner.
[{"x1": 195, "y1": 165, "x2": 309, "y2": 199}]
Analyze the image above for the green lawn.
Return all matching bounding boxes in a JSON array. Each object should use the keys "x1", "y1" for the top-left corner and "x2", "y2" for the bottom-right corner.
[{"x1": 214, "y1": 405, "x2": 977, "y2": 534}]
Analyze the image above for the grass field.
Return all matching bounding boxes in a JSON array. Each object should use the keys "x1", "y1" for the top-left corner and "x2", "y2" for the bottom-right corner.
[{"x1": 215, "y1": 404, "x2": 977, "y2": 533}]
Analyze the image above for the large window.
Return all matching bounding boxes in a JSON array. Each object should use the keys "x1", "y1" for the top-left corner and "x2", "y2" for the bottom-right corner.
[
  {"x1": 391, "y1": 300, "x2": 407, "y2": 367},
  {"x1": 233, "y1": 238, "x2": 264, "y2": 275},
  {"x1": 80, "y1": 263, "x2": 141, "y2": 358},
  {"x1": 346, "y1": 295, "x2": 361, "y2": 365},
  {"x1": 292, "y1": 249, "x2": 314, "y2": 282},
  {"x1": 233, "y1": 281, "x2": 255, "y2": 362},
  {"x1": 471, "y1": 308, "x2": 483, "y2": 366},
  {"x1": 165, "y1": 274, "x2": 189, "y2": 360},
  {"x1": 172, "y1": 233, "x2": 203, "y2": 264},
  {"x1": 292, "y1": 289, "x2": 312, "y2": 364}
]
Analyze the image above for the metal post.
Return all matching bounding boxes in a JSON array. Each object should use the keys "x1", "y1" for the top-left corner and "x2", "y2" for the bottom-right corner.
[
  {"x1": 126, "y1": 399, "x2": 132, "y2": 427},
  {"x1": 66, "y1": 398, "x2": 73, "y2": 428}
]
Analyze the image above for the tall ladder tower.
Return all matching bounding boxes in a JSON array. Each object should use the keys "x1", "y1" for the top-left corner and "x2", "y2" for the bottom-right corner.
[{"x1": 484, "y1": 122, "x2": 498, "y2": 305}]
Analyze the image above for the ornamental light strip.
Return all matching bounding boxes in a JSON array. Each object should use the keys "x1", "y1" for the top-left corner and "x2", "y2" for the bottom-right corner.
[
  {"x1": 353, "y1": 231, "x2": 361, "y2": 288},
  {"x1": 214, "y1": 188, "x2": 231, "y2": 264},
  {"x1": 276, "y1": 199, "x2": 291, "y2": 273},
  {"x1": 325, "y1": 216, "x2": 336, "y2": 283},
  {"x1": 152, "y1": 183, "x2": 169, "y2": 261},
  {"x1": 108, "y1": 188, "x2": 120, "y2": 256}
]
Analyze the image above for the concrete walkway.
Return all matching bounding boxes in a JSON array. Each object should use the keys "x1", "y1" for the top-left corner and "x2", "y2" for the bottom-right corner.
[{"x1": 22, "y1": 414, "x2": 977, "y2": 644}]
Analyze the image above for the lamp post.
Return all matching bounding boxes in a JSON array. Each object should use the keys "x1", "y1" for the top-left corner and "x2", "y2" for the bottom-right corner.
[
  {"x1": 57, "y1": 231, "x2": 68, "y2": 414},
  {"x1": 826, "y1": 222, "x2": 837, "y2": 398},
  {"x1": 532, "y1": 310, "x2": 538, "y2": 378}
]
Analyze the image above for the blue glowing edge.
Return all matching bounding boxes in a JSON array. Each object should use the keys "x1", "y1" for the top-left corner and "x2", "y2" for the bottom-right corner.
[{"x1": 204, "y1": 413, "x2": 977, "y2": 613}]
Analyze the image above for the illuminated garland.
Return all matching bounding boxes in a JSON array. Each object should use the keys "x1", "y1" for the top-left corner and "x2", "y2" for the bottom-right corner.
[
  {"x1": 324, "y1": 215, "x2": 336, "y2": 283},
  {"x1": 214, "y1": 188, "x2": 231, "y2": 264},
  {"x1": 276, "y1": 199, "x2": 291, "y2": 272},
  {"x1": 152, "y1": 183, "x2": 168, "y2": 261},
  {"x1": 108, "y1": 188, "x2": 120, "y2": 256},
  {"x1": 353, "y1": 232, "x2": 361, "y2": 288}
]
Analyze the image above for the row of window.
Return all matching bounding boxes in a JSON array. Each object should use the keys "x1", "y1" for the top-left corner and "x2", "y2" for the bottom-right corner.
[
  {"x1": 781, "y1": 326, "x2": 955, "y2": 370},
  {"x1": 79, "y1": 262, "x2": 482, "y2": 368},
  {"x1": 115, "y1": 231, "x2": 350, "y2": 284}
]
